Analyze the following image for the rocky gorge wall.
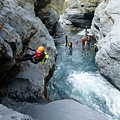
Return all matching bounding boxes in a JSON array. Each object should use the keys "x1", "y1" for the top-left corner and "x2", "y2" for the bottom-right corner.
[
  {"x1": 0, "y1": 0, "x2": 65, "y2": 103},
  {"x1": 91, "y1": 0, "x2": 120, "y2": 90},
  {"x1": 0, "y1": 0, "x2": 64, "y2": 118},
  {"x1": 63, "y1": 0, "x2": 101, "y2": 28}
]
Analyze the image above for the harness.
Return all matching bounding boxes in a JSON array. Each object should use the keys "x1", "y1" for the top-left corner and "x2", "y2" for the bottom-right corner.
[{"x1": 33, "y1": 52, "x2": 49, "y2": 64}]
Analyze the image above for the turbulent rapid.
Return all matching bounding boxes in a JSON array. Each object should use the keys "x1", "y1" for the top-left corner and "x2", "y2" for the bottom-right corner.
[{"x1": 47, "y1": 22, "x2": 120, "y2": 120}]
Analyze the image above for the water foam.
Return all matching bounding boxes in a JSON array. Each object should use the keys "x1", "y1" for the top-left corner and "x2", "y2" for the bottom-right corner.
[{"x1": 67, "y1": 71, "x2": 120, "y2": 120}]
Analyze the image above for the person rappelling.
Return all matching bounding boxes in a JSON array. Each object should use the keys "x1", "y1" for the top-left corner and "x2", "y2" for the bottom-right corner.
[{"x1": 16, "y1": 46, "x2": 49, "y2": 64}]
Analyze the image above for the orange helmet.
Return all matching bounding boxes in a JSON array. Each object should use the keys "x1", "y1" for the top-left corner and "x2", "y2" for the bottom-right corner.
[{"x1": 37, "y1": 46, "x2": 44, "y2": 53}]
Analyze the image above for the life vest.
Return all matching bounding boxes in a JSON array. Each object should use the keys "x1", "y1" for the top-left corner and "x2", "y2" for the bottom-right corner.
[
  {"x1": 41, "y1": 52, "x2": 49, "y2": 64},
  {"x1": 82, "y1": 38, "x2": 86, "y2": 43},
  {"x1": 85, "y1": 40, "x2": 87, "y2": 45},
  {"x1": 68, "y1": 42, "x2": 72, "y2": 47},
  {"x1": 34, "y1": 52, "x2": 41, "y2": 59}
]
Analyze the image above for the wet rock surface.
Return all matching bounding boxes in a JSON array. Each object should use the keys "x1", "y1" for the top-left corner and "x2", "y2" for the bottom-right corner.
[
  {"x1": 91, "y1": 0, "x2": 120, "y2": 90},
  {"x1": 1, "y1": 99, "x2": 108, "y2": 120}
]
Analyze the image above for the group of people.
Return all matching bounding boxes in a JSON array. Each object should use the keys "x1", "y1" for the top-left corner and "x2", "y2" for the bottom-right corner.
[
  {"x1": 82, "y1": 26, "x2": 91, "y2": 48},
  {"x1": 82, "y1": 36, "x2": 91, "y2": 48},
  {"x1": 81, "y1": 26, "x2": 98, "y2": 52},
  {"x1": 82, "y1": 36, "x2": 98, "y2": 52},
  {"x1": 65, "y1": 26, "x2": 98, "y2": 52}
]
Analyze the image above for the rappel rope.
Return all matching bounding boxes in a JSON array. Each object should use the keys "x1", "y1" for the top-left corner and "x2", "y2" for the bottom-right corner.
[{"x1": 0, "y1": 22, "x2": 21, "y2": 57}]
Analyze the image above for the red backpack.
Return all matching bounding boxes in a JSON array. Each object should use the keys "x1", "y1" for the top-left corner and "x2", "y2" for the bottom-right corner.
[{"x1": 82, "y1": 38, "x2": 86, "y2": 43}]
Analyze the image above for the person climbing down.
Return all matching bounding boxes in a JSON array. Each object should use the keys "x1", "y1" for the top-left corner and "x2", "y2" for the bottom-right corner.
[
  {"x1": 16, "y1": 46, "x2": 49, "y2": 64},
  {"x1": 94, "y1": 43, "x2": 98, "y2": 52}
]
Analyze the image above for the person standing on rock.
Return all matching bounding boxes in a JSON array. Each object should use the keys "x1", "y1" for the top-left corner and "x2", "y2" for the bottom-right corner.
[{"x1": 16, "y1": 46, "x2": 49, "y2": 64}]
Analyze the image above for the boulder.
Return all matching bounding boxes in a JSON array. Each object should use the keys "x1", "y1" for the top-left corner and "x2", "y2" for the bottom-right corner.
[
  {"x1": 0, "y1": 104, "x2": 32, "y2": 120},
  {"x1": 63, "y1": 0, "x2": 98, "y2": 28}
]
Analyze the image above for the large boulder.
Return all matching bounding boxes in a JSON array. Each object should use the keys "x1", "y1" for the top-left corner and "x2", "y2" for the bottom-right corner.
[
  {"x1": 0, "y1": 104, "x2": 32, "y2": 120},
  {"x1": 1, "y1": 99, "x2": 108, "y2": 120},
  {"x1": 63, "y1": 0, "x2": 100, "y2": 28},
  {"x1": 91, "y1": 0, "x2": 120, "y2": 90}
]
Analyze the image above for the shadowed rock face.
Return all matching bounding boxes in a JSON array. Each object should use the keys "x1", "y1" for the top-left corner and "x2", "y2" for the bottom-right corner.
[
  {"x1": 91, "y1": 0, "x2": 120, "y2": 90},
  {"x1": 34, "y1": 0, "x2": 51, "y2": 10},
  {"x1": 34, "y1": 1, "x2": 64, "y2": 36},
  {"x1": 0, "y1": 38, "x2": 16, "y2": 85}
]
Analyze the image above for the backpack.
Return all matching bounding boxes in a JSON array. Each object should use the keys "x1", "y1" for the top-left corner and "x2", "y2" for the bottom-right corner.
[{"x1": 34, "y1": 52, "x2": 45, "y2": 62}]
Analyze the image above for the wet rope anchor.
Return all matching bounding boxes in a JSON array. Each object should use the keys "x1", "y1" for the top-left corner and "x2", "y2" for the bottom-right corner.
[{"x1": 0, "y1": 22, "x2": 21, "y2": 57}]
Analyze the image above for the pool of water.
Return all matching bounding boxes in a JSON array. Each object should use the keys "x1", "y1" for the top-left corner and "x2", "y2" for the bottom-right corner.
[{"x1": 47, "y1": 26, "x2": 120, "y2": 120}]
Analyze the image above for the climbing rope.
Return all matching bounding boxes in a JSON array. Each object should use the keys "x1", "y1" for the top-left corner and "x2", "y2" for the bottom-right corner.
[{"x1": 0, "y1": 22, "x2": 21, "y2": 57}]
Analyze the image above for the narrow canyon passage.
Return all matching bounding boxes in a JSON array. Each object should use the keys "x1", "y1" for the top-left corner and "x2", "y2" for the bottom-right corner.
[{"x1": 47, "y1": 23, "x2": 120, "y2": 120}]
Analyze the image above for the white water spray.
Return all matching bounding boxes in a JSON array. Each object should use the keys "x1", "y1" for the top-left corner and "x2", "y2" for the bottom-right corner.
[{"x1": 67, "y1": 71, "x2": 120, "y2": 120}]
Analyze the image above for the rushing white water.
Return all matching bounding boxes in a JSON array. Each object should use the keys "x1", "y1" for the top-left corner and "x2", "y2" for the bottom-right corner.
[{"x1": 67, "y1": 71, "x2": 120, "y2": 120}]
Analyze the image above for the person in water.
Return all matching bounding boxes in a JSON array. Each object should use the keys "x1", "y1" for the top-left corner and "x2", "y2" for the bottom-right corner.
[
  {"x1": 16, "y1": 46, "x2": 49, "y2": 64},
  {"x1": 65, "y1": 35, "x2": 68, "y2": 47},
  {"x1": 94, "y1": 43, "x2": 98, "y2": 52},
  {"x1": 82, "y1": 37, "x2": 87, "y2": 47},
  {"x1": 87, "y1": 36, "x2": 91, "y2": 47},
  {"x1": 68, "y1": 41, "x2": 72, "y2": 50}
]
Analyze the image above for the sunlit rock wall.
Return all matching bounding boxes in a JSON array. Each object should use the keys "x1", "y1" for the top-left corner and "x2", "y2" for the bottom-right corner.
[{"x1": 91, "y1": 0, "x2": 120, "y2": 90}]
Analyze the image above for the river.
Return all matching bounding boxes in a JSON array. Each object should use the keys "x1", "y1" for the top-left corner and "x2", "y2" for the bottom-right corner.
[{"x1": 47, "y1": 19, "x2": 120, "y2": 120}]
